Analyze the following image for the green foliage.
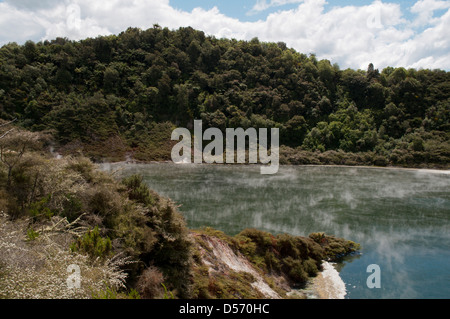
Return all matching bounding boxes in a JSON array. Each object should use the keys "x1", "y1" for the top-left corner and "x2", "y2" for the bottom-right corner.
[
  {"x1": 192, "y1": 266, "x2": 265, "y2": 299},
  {"x1": 127, "y1": 289, "x2": 141, "y2": 299},
  {"x1": 91, "y1": 286, "x2": 119, "y2": 299},
  {"x1": 309, "y1": 232, "x2": 361, "y2": 260},
  {"x1": 61, "y1": 193, "x2": 83, "y2": 222},
  {"x1": 70, "y1": 226, "x2": 112, "y2": 259},
  {"x1": 92, "y1": 286, "x2": 141, "y2": 299},
  {"x1": 26, "y1": 227, "x2": 39, "y2": 241},
  {"x1": 233, "y1": 229, "x2": 360, "y2": 285},
  {"x1": 162, "y1": 283, "x2": 175, "y2": 299},
  {"x1": 0, "y1": 26, "x2": 447, "y2": 167},
  {"x1": 282, "y1": 256, "x2": 309, "y2": 283},
  {"x1": 122, "y1": 174, "x2": 155, "y2": 206},
  {"x1": 120, "y1": 174, "x2": 194, "y2": 298},
  {"x1": 230, "y1": 229, "x2": 346, "y2": 285},
  {"x1": 29, "y1": 195, "x2": 55, "y2": 220}
]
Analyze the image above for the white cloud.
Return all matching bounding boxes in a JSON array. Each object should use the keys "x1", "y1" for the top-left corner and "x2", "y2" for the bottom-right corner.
[
  {"x1": 0, "y1": 3, "x2": 45, "y2": 44},
  {"x1": 410, "y1": 0, "x2": 450, "y2": 26},
  {"x1": 3, "y1": 0, "x2": 65, "y2": 10},
  {"x1": 0, "y1": 0, "x2": 448, "y2": 71}
]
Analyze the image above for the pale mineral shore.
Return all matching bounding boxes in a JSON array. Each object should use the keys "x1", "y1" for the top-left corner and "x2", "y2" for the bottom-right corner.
[
  {"x1": 287, "y1": 262, "x2": 347, "y2": 299},
  {"x1": 310, "y1": 262, "x2": 347, "y2": 299}
]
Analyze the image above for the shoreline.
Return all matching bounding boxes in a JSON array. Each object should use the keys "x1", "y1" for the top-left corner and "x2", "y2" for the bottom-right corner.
[
  {"x1": 287, "y1": 262, "x2": 348, "y2": 299},
  {"x1": 98, "y1": 160, "x2": 450, "y2": 174},
  {"x1": 310, "y1": 262, "x2": 347, "y2": 299}
]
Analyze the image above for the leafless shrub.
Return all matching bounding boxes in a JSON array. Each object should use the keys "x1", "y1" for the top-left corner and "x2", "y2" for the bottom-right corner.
[
  {"x1": 136, "y1": 266, "x2": 165, "y2": 299},
  {"x1": 0, "y1": 211, "x2": 133, "y2": 299}
]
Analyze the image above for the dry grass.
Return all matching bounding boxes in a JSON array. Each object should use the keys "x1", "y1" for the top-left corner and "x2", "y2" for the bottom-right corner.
[{"x1": 0, "y1": 211, "x2": 133, "y2": 299}]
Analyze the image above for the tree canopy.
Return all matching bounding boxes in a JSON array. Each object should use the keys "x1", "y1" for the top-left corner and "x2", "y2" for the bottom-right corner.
[{"x1": 0, "y1": 26, "x2": 448, "y2": 167}]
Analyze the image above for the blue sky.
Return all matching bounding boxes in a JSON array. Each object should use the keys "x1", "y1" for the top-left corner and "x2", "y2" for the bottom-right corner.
[
  {"x1": 0, "y1": 0, "x2": 449, "y2": 70},
  {"x1": 170, "y1": 0, "x2": 416, "y2": 22},
  {"x1": 169, "y1": 0, "x2": 441, "y2": 28}
]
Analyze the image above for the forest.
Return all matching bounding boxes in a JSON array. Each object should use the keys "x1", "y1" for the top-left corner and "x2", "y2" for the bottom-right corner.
[{"x1": 0, "y1": 25, "x2": 449, "y2": 167}]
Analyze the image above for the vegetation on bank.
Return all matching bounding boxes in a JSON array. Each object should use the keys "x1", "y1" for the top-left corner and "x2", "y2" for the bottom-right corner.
[
  {"x1": 0, "y1": 124, "x2": 360, "y2": 299},
  {"x1": 0, "y1": 125, "x2": 193, "y2": 298},
  {"x1": 0, "y1": 26, "x2": 448, "y2": 168},
  {"x1": 190, "y1": 228, "x2": 359, "y2": 299}
]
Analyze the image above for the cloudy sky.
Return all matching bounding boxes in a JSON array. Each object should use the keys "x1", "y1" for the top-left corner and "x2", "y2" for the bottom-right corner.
[{"x1": 0, "y1": 0, "x2": 449, "y2": 71}]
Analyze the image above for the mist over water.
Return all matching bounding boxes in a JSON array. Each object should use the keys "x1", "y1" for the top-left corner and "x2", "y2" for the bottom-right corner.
[{"x1": 100, "y1": 163, "x2": 450, "y2": 299}]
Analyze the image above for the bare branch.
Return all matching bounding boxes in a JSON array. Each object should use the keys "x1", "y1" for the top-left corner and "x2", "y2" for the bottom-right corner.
[
  {"x1": 0, "y1": 128, "x2": 14, "y2": 140},
  {"x1": 0, "y1": 118, "x2": 17, "y2": 128}
]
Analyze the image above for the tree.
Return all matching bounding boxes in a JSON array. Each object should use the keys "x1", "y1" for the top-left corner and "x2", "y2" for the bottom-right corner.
[
  {"x1": 23, "y1": 40, "x2": 38, "y2": 63},
  {"x1": 103, "y1": 66, "x2": 120, "y2": 92},
  {"x1": 283, "y1": 115, "x2": 307, "y2": 146},
  {"x1": 0, "y1": 128, "x2": 44, "y2": 187}
]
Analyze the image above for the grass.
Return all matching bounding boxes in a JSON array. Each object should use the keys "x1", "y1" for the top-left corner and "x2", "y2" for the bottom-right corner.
[{"x1": 0, "y1": 212, "x2": 132, "y2": 299}]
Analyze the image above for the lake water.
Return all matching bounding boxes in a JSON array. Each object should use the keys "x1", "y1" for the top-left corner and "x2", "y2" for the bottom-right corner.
[{"x1": 100, "y1": 162, "x2": 450, "y2": 299}]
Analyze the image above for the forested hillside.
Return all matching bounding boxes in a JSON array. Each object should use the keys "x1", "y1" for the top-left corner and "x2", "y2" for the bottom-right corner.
[{"x1": 0, "y1": 26, "x2": 448, "y2": 167}]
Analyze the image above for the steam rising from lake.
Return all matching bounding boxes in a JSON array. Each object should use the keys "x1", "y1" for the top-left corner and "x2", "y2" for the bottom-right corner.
[{"x1": 99, "y1": 163, "x2": 450, "y2": 299}]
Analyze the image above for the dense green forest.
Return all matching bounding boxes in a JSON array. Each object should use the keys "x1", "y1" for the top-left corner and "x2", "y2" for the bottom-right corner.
[{"x1": 0, "y1": 26, "x2": 449, "y2": 167}]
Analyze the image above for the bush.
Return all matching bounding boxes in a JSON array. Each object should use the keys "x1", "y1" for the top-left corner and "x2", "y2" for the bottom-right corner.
[
  {"x1": 302, "y1": 258, "x2": 319, "y2": 276},
  {"x1": 92, "y1": 286, "x2": 141, "y2": 299},
  {"x1": 87, "y1": 185, "x2": 124, "y2": 229},
  {"x1": 122, "y1": 174, "x2": 155, "y2": 206},
  {"x1": 136, "y1": 266, "x2": 165, "y2": 299},
  {"x1": 65, "y1": 157, "x2": 97, "y2": 183},
  {"x1": 120, "y1": 175, "x2": 194, "y2": 298},
  {"x1": 61, "y1": 193, "x2": 83, "y2": 222},
  {"x1": 70, "y1": 226, "x2": 112, "y2": 259},
  {"x1": 233, "y1": 229, "x2": 324, "y2": 285},
  {"x1": 282, "y1": 257, "x2": 309, "y2": 284},
  {"x1": 29, "y1": 194, "x2": 55, "y2": 221},
  {"x1": 309, "y1": 233, "x2": 360, "y2": 261}
]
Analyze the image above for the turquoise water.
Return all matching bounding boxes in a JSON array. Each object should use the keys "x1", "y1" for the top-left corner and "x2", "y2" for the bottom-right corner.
[{"x1": 101, "y1": 163, "x2": 450, "y2": 299}]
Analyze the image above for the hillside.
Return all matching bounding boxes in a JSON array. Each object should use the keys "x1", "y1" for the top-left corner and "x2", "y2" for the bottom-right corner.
[{"x1": 0, "y1": 26, "x2": 448, "y2": 168}]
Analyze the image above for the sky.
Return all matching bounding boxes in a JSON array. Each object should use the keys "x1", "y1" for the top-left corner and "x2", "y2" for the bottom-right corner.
[{"x1": 0, "y1": 0, "x2": 449, "y2": 71}]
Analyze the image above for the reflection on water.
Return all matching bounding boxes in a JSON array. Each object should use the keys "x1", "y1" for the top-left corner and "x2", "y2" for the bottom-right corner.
[{"x1": 100, "y1": 163, "x2": 450, "y2": 299}]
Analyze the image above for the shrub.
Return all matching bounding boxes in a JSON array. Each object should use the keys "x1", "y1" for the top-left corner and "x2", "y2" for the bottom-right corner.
[
  {"x1": 191, "y1": 263, "x2": 212, "y2": 299},
  {"x1": 91, "y1": 286, "x2": 141, "y2": 299},
  {"x1": 61, "y1": 193, "x2": 83, "y2": 222},
  {"x1": 276, "y1": 233, "x2": 301, "y2": 259},
  {"x1": 65, "y1": 157, "x2": 97, "y2": 183},
  {"x1": 122, "y1": 174, "x2": 155, "y2": 206},
  {"x1": 29, "y1": 194, "x2": 55, "y2": 221},
  {"x1": 0, "y1": 212, "x2": 130, "y2": 299},
  {"x1": 26, "y1": 227, "x2": 39, "y2": 241},
  {"x1": 120, "y1": 177, "x2": 194, "y2": 298},
  {"x1": 302, "y1": 258, "x2": 319, "y2": 276},
  {"x1": 282, "y1": 257, "x2": 309, "y2": 284},
  {"x1": 135, "y1": 266, "x2": 165, "y2": 299},
  {"x1": 309, "y1": 233, "x2": 360, "y2": 261},
  {"x1": 86, "y1": 185, "x2": 124, "y2": 229},
  {"x1": 70, "y1": 226, "x2": 112, "y2": 259}
]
